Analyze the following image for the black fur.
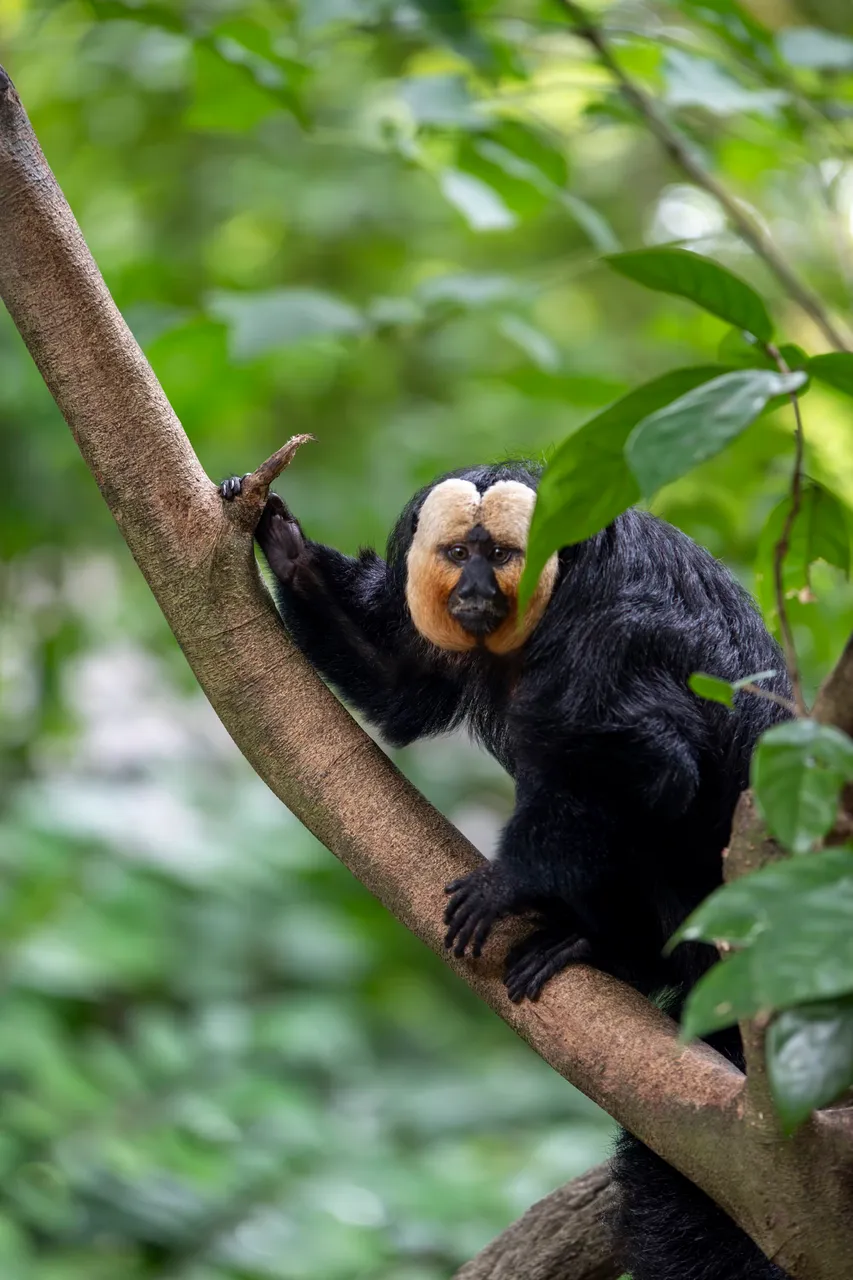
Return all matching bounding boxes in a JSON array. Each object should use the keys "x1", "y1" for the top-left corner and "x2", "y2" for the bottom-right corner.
[{"x1": 222, "y1": 461, "x2": 792, "y2": 1280}]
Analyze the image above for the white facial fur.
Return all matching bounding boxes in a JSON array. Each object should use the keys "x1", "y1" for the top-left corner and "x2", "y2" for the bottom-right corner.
[{"x1": 405, "y1": 477, "x2": 559, "y2": 654}]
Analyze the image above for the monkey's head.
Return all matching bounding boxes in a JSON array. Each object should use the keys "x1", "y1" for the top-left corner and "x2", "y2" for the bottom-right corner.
[{"x1": 394, "y1": 465, "x2": 559, "y2": 655}]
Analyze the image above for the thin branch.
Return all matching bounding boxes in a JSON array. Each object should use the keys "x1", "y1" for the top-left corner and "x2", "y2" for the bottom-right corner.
[
  {"x1": 557, "y1": 1, "x2": 853, "y2": 354},
  {"x1": 247, "y1": 434, "x2": 314, "y2": 499},
  {"x1": 223, "y1": 434, "x2": 315, "y2": 530},
  {"x1": 739, "y1": 683, "x2": 798, "y2": 715},
  {"x1": 766, "y1": 343, "x2": 807, "y2": 715},
  {"x1": 453, "y1": 1162, "x2": 620, "y2": 1280}
]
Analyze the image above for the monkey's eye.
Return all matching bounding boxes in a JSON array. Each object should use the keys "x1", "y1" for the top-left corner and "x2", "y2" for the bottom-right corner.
[
  {"x1": 490, "y1": 547, "x2": 514, "y2": 566},
  {"x1": 447, "y1": 545, "x2": 469, "y2": 564}
]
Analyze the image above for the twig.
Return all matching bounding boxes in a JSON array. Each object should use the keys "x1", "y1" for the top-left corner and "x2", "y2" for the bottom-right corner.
[
  {"x1": 252, "y1": 433, "x2": 314, "y2": 491},
  {"x1": 765, "y1": 343, "x2": 807, "y2": 716},
  {"x1": 739, "y1": 683, "x2": 798, "y2": 715},
  {"x1": 557, "y1": 1, "x2": 853, "y2": 354},
  {"x1": 220, "y1": 434, "x2": 314, "y2": 530}
]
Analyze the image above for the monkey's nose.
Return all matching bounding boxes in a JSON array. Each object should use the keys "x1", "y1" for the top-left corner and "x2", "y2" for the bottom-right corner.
[
  {"x1": 456, "y1": 581, "x2": 496, "y2": 602},
  {"x1": 455, "y1": 564, "x2": 498, "y2": 601}
]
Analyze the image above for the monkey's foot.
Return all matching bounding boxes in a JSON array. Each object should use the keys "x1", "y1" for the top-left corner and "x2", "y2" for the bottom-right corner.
[
  {"x1": 219, "y1": 474, "x2": 248, "y2": 500},
  {"x1": 443, "y1": 863, "x2": 516, "y2": 960},
  {"x1": 255, "y1": 494, "x2": 304, "y2": 584},
  {"x1": 504, "y1": 927, "x2": 593, "y2": 1003}
]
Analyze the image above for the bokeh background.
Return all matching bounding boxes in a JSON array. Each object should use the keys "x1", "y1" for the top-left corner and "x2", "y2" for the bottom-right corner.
[{"x1": 2, "y1": 0, "x2": 853, "y2": 1276}]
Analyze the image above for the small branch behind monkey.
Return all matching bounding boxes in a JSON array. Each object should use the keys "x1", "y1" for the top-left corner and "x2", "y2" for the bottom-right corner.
[
  {"x1": 557, "y1": 1, "x2": 852, "y2": 354},
  {"x1": 765, "y1": 344, "x2": 807, "y2": 716}
]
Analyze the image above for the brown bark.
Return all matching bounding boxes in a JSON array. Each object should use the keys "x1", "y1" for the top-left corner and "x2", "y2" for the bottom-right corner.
[
  {"x1": 813, "y1": 631, "x2": 853, "y2": 736},
  {"x1": 2, "y1": 61, "x2": 853, "y2": 1280},
  {"x1": 453, "y1": 1163, "x2": 621, "y2": 1280}
]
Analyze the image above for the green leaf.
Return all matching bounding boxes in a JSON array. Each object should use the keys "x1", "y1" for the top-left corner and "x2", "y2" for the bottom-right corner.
[
  {"x1": 438, "y1": 169, "x2": 516, "y2": 232},
  {"x1": 688, "y1": 669, "x2": 779, "y2": 710},
  {"x1": 689, "y1": 673, "x2": 734, "y2": 708},
  {"x1": 807, "y1": 353, "x2": 853, "y2": 400},
  {"x1": 681, "y1": 948, "x2": 759, "y2": 1040},
  {"x1": 400, "y1": 74, "x2": 487, "y2": 129},
  {"x1": 755, "y1": 479, "x2": 852, "y2": 622},
  {"x1": 455, "y1": 120, "x2": 569, "y2": 220},
  {"x1": 497, "y1": 316, "x2": 562, "y2": 373},
  {"x1": 768, "y1": 997, "x2": 853, "y2": 1133},
  {"x1": 682, "y1": 854, "x2": 853, "y2": 1036},
  {"x1": 518, "y1": 366, "x2": 730, "y2": 611},
  {"x1": 753, "y1": 720, "x2": 853, "y2": 854},
  {"x1": 605, "y1": 248, "x2": 774, "y2": 341},
  {"x1": 417, "y1": 273, "x2": 524, "y2": 310},
  {"x1": 663, "y1": 48, "x2": 787, "y2": 116},
  {"x1": 625, "y1": 369, "x2": 806, "y2": 497},
  {"x1": 734, "y1": 669, "x2": 779, "y2": 690},
  {"x1": 188, "y1": 37, "x2": 309, "y2": 132},
  {"x1": 718, "y1": 329, "x2": 807, "y2": 371},
  {"x1": 89, "y1": 0, "x2": 186, "y2": 31},
  {"x1": 559, "y1": 193, "x2": 621, "y2": 253},
  {"x1": 208, "y1": 288, "x2": 365, "y2": 360},
  {"x1": 675, "y1": 847, "x2": 853, "y2": 949}
]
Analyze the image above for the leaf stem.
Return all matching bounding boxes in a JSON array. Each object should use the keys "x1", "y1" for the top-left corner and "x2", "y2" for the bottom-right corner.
[
  {"x1": 765, "y1": 343, "x2": 807, "y2": 716},
  {"x1": 556, "y1": 1, "x2": 852, "y2": 354},
  {"x1": 739, "y1": 683, "x2": 798, "y2": 715}
]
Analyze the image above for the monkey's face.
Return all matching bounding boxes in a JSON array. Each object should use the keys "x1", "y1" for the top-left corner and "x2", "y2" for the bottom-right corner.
[{"x1": 405, "y1": 478, "x2": 559, "y2": 654}]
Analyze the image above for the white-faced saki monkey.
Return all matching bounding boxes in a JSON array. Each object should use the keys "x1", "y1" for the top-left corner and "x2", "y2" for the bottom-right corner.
[{"x1": 222, "y1": 460, "x2": 791, "y2": 1280}]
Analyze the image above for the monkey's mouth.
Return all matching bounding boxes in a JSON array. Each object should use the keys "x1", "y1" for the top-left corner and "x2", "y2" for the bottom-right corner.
[{"x1": 448, "y1": 595, "x2": 509, "y2": 636}]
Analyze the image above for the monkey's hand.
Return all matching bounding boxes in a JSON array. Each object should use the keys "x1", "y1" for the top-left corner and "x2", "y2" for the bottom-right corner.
[
  {"x1": 443, "y1": 863, "x2": 522, "y2": 960},
  {"x1": 504, "y1": 924, "x2": 593, "y2": 1003},
  {"x1": 219, "y1": 474, "x2": 249, "y2": 501},
  {"x1": 255, "y1": 494, "x2": 305, "y2": 586}
]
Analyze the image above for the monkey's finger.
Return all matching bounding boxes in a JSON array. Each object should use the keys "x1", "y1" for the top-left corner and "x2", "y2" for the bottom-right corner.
[
  {"x1": 443, "y1": 899, "x2": 478, "y2": 943},
  {"x1": 506, "y1": 976, "x2": 527, "y2": 1004},
  {"x1": 451, "y1": 915, "x2": 482, "y2": 957},
  {"x1": 445, "y1": 876, "x2": 475, "y2": 894},
  {"x1": 264, "y1": 492, "x2": 291, "y2": 518},
  {"x1": 256, "y1": 494, "x2": 294, "y2": 545},
  {"x1": 506, "y1": 936, "x2": 593, "y2": 1003},
  {"x1": 451, "y1": 906, "x2": 495, "y2": 958},
  {"x1": 275, "y1": 517, "x2": 303, "y2": 558},
  {"x1": 469, "y1": 914, "x2": 495, "y2": 958},
  {"x1": 444, "y1": 898, "x2": 486, "y2": 950},
  {"x1": 442, "y1": 886, "x2": 477, "y2": 924},
  {"x1": 220, "y1": 474, "x2": 247, "y2": 501}
]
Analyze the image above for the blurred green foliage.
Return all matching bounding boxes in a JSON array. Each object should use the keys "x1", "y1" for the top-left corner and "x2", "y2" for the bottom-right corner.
[{"x1": 2, "y1": 0, "x2": 853, "y2": 1274}]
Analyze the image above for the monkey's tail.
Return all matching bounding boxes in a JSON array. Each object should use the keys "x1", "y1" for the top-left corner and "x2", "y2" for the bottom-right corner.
[{"x1": 609, "y1": 1023, "x2": 790, "y2": 1280}]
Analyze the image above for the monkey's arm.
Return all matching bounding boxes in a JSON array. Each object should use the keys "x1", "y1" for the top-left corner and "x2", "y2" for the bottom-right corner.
[
  {"x1": 444, "y1": 669, "x2": 709, "y2": 1000},
  {"x1": 252, "y1": 494, "x2": 463, "y2": 746}
]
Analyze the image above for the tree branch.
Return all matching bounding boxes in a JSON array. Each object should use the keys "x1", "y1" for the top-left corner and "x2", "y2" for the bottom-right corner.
[
  {"x1": 453, "y1": 1162, "x2": 620, "y2": 1280},
  {"x1": 0, "y1": 51, "x2": 744, "y2": 1200},
  {"x1": 813, "y1": 631, "x2": 853, "y2": 737},
  {"x1": 766, "y1": 344, "x2": 807, "y2": 714},
  {"x1": 557, "y1": 1, "x2": 853, "y2": 354}
]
